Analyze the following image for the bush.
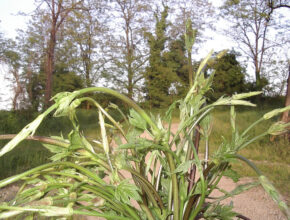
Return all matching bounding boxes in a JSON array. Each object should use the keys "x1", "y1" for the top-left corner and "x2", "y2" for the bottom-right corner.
[{"x1": 0, "y1": 52, "x2": 289, "y2": 219}]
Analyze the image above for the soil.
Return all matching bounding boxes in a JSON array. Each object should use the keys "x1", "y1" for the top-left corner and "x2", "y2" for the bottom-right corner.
[{"x1": 0, "y1": 123, "x2": 288, "y2": 220}]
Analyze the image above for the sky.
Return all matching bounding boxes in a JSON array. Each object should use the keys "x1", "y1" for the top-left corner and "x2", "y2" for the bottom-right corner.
[
  {"x1": 0, "y1": 0, "x2": 236, "y2": 110},
  {"x1": 0, "y1": 0, "x2": 35, "y2": 37},
  {"x1": 0, "y1": 0, "x2": 36, "y2": 109}
]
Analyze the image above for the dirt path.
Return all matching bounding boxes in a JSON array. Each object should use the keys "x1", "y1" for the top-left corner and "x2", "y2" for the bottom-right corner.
[
  {"x1": 0, "y1": 123, "x2": 288, "y2": 219},
  {"x1": 212, "y1": 177, "x2": 286, "y2": 220},
  {"x1": 0, "y1": 176, "x2": 286, "y2": 220},
  {"x1": 84, "y1": 176, "x2": 287, "y2": 220},
  {"x1": 84, "y1": 177, "x2": 287, "y2": 220}
]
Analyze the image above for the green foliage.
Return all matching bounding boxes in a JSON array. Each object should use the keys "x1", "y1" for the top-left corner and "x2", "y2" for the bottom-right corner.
[
  {"x1": 128, "y1": 109, "x2": 147, "y2": 131},
  {"x1": 203, "y1": 204, "x2": 237, "y2": 220},
  {"x1": 206, "y1": 50, "x2": 247, "y2": 100},
  {"x1": 163, "y1": 37, "x2": 190, "y2": 98},
  {"x1": 114, "y1": 180, "x2": 142, "y2": 205},
  {"x1": 145, "y1": 10, "x2": 193, "y2": 107},
  {"x1": 0, "y1": 111, "x2": 34, "y2": 134},
  {"x1": 52, "y1": 64, "x2": 84, "y2": 96},
  {"x1": 0, "y1": 142, "x2": 50, "y2": 179},
  {"x1": 0, "y1": 52, "x2": 289, "y2": 220},
  {"x1": 145, "y1": 5, "x2": 179, "y2": 107}
]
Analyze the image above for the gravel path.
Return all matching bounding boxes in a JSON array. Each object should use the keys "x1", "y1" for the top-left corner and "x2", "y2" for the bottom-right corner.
[{"x1": 212, "y1": 177, "x2": 286, "y2": 220}]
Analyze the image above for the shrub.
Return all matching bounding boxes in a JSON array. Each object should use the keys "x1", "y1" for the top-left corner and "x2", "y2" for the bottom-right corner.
[{"x1": 0, "y1": 52, "x2": 289, "y2": 220}]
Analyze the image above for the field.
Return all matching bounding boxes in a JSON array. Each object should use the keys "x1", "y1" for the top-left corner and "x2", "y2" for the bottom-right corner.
[
  {"x1": 0, "y1": 104, "x2": 289, "y2": 203},
  {"x1": 202, "y1": 107, "x2": 290, "y2": 202}
]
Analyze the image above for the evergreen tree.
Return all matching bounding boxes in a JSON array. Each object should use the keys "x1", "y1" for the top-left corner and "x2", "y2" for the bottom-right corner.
[
  {"x1": 207, "y1": 50, "x2": 247, "y2": 100},
  {"x1": 144, "y1": 5, "x2": 176, "y2": 107},
  {"x1": 53, "y1": 63, "x2": 84, "y2": 95},
  {"x1": 163, "y1": 37, "x2": 189, "y2": 99}
]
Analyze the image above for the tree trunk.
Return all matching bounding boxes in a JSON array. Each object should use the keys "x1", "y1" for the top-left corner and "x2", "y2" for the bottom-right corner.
[
  {"x1": 43, "y1": 0, "x2": 80, "y2": 108},
  {"x1": 12, "y1": 69, "x2": 23, "y2": 110},
  {"x1": 281, "y1": 64, "x2": 290, "y2": 123},
  {"x1": 44, "y1": 23, "x2": 56, "y2": 108},
  {"x1": 255, "y1": 70, "x2": 261, "y2": 90},
  {"x1": 125, "y1": 23, "x2": 133, "y2": 99},
  {"x1": 254, "y1": 53, "x2": 262, "y2": 90}
]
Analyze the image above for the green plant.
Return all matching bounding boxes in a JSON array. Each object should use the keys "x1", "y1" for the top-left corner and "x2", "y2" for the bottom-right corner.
[{"x1": 0, "y1": 51, "x2": 290, "y2": 220}]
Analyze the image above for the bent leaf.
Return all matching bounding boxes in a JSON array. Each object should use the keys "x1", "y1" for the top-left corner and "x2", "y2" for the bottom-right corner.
[
  {"x1": 129, "y1": 109, "x2": 147, "y2": 130},
  {"x1": 263, "y1": 105, "x2": 290, "y2": 120},
  {"x1": 173, "y1": 160, "x2": 195, "y2": 174},
  {"x1": 114, "y1": 180, "x2": 141, "y2": 205},
  {"x1": 259, "y1": 176, "x2": 290, "y2": 217}
]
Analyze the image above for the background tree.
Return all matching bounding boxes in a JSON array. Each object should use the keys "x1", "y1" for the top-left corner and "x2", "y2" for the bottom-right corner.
[
  {"x1": 0, "y1": 36, "x2": 26, "y2": 110},
  {"x1": 12, "y1": 1, "x2": 87, "y2": 111},
  {"x1": 168, "y1": 0, "x2": 215, "y2": 44},
  {"x1": 282, "y1": 63, "x2": 290, "y2": 123},
  {"x1": 221, "y1": 0, "x2": 277, "y2": 90},
  {"x1": 52, "y1": 63, "x2": 84, "y2": 94},
  {"x1": 34, "y1": 0, "x2": 84, "y2": 108},
  {"x1": 16, "y1": 15, "x2": 50, "y2": 111},
  {"x1": 103, "y1": 0, "x2": 152, "y2": 99},
  {"x1": 163, "y1": 37, "x2": 189, "y2": 99},
  {"x1": 65, "y1": 0, "x2": 107, "y2": 88},
  {"x1": 266, "y1": 1, "x2": 290, "y2": 125},
  {"x1": 145, "y1": 5, "x2": 179, "y2": 107},
  {"x1": 267, "y1": 0, "x2": 290, "y2": 9},
  {"x1": 206, "y1": 50, "x2": 247, "y2": 100}
]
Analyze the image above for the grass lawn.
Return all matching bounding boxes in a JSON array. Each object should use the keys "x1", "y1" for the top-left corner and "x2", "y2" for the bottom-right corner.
[{"x1": 198, "y1": 106, "x2": 290, "y2": 201}]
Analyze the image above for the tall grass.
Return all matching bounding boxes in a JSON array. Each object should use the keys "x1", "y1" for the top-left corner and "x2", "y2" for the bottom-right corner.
[
  {"x1": 1, "y1": 106, "x2": 288, "y2": 184},
  {"x1": 197, "y1": 107, "x2": 290, "y2": 201},
  {"x1": 203, "y1": 106, "x2": 289, "y2": 163},
  {"x1": 0, "y1": 141, "x2": 50, "y2": 179},
  {"x1": 0, "y1": 108, "x2": 123, "y2": 179}
]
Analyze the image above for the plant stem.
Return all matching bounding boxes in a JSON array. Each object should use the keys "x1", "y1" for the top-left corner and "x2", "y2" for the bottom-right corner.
[
  {"x1": 0, "y1": 161, "x2": 106, "y2": 189},
  {"x1": 170, "y1": 107, "x2": 213, "y2": 149},
  {"x1": 140, "y1": 204, "x2": 155, "y2": 220},
  {"x1": 187, "y1": 127, "x2": 200, "y2": 193},
  {"x1": 183, "y1": 195, "x2": 199, "y2": 220},
  {"x1": 241, "y1": 118, "x2": 264, "y2": 137},
  {"x1": 238, "y1": 132, "x2": 268, "y2": 150},
  {"x1": 79, "y1": 97, "x2": 127, "y2": 139},
  {"x1": 204, "y1": 137, "x2": 209, "y2": 169},
  {"x1": 0, "y1": 135, "x2": 70, "y2": 147},
  {"x1": 124, "y1": 167, "x2": 164, "y2": 209},
  {"x1": 76, "y1": 87, "x2": 159, "y2": 134},
  {"x1": 234, "y1": 154, "x2": 262, "y2": 176},
  {"x1": 80, "y1": 185, "x2": 127, "y2": 215},
  {"x1": 165, "y1": 151, "x2": 179, "y2": 220},
  {"x1": 189, "y1": 143, "x2": 206, "y2": 220}
]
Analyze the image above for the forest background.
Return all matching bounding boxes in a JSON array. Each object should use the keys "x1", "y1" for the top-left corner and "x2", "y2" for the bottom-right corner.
[{"x1": 0, "y1": 0, "x2": 289, "y2": 112}]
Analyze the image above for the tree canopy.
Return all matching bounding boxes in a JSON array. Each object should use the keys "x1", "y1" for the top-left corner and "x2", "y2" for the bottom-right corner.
[{"x1": 0, "y1": 0, "x2": 289, "y2": 110}]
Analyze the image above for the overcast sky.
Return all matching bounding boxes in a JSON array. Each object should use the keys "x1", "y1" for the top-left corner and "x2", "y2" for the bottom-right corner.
[
  {"x1": 0, "y1": 0, "x2": 230, "y2": 49},
  {"x1": 0, "y1": 0, "x2": 35, "y2": 37}
]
